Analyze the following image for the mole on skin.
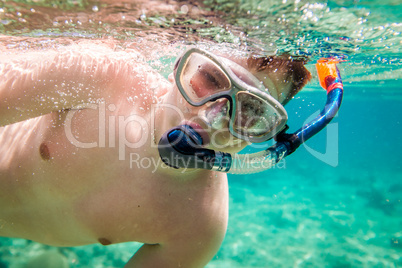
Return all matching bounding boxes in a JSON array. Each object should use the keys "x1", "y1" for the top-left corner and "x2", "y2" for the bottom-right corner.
[
  {"x1": 39, "y1": 143, "x2": 51, "y2": 160},
  {"x1": 98, "y1": 238, "x2": 112, "y2": 246}
]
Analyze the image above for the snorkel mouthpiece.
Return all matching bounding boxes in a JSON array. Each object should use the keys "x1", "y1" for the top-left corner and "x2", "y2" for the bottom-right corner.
[
  {"x1": 158, "y1": 125, "x2": 232, "y2": 171},
  {"x1": 158, "y1": 58, "x2": 344, "y2": 174}
]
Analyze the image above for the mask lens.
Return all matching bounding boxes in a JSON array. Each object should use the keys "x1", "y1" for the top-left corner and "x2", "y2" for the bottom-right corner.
[
  {"x1": 179, "y1": 53, "x2": 231, "y2": 103},
  {"x1": 222, "y1": 59, "x2": 263, "y2": 89},
  {"x1": 233, "y1": 92, "x2": 285, "y2": 138}
]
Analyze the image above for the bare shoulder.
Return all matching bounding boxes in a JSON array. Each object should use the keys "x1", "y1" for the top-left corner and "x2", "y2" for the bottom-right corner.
[
  {"x1": 0, "y1": 37, "x2": 148, "y2": 80},
  {"x1": 0, "y1": 37, "x2": 171, "y2": 125}
]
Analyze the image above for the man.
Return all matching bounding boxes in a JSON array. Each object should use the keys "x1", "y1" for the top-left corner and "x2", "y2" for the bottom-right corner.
[{"x1": 0, "y1": 40, "x2": 310, "y2": 267}]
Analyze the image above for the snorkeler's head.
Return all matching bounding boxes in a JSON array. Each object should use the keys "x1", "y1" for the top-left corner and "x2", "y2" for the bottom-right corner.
[
  {"x1": 172, "y1": 48, "x2": 289, "y2": 145},
  {"x1": 159, "y1": 49, "x2": 342, "y2": 174}
]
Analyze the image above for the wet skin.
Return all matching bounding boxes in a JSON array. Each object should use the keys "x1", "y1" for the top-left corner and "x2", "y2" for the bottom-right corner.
[
  {"x1": 0, "y1": 40, "x2": 309, "y2": 267},
  {"x1": 0, "y1": 42, "x2": 242, "y2": 268}
]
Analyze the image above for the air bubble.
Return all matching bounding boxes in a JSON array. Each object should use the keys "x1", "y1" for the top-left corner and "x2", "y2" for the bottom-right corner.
[{"x1": 180, "y1": 5, "x2": 189, "y2": 14}]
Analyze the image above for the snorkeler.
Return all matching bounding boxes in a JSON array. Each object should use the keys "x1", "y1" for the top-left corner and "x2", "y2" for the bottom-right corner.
[{"x1": 0, "y1": 41, "x2": 342, "y2": 267}]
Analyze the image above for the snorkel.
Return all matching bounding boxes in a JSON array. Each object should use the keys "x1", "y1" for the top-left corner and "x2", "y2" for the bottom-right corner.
[{"x1": 158, "y1": 58, "x2": 343, "y2": 174}]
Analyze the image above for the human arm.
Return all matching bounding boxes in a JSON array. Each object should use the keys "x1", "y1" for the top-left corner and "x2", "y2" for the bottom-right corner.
[
  {"x1": 124, "y1": 216, "x2": 226, "y2": 268},
  {"x1": 0, "y1": 47, "x2": 96, "y2": 125},
  {"x1": 123, "y1": 171, "x2": 229, "y2": 268},
  {"x1": 0, "y1": 42, "x2": 157, "y2": 126}
]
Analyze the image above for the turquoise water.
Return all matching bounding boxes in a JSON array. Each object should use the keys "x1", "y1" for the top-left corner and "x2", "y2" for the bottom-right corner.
[{"x1": 1, "y1": 0, "x2": 401, "y2": 267}]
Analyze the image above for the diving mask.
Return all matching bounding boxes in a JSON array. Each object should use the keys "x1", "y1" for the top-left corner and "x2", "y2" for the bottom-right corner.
[{"x1": 173, "y1": 48, "x2": 287, "y2": 143}]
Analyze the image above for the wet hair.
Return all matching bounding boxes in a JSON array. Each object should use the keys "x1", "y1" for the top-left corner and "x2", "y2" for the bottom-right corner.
[{"x1": 247, "y1": 55, "x2": 312, "y2": 105}]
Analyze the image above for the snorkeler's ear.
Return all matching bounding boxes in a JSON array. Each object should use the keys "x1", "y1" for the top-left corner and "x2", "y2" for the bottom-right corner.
[{"x1": 247, "y1": 56, "x2": 312, "y2": 105}]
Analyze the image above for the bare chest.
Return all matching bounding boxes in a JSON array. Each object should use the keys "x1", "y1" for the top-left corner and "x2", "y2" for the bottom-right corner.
[
  {"x1": 0, "y1": 106, "x2": 160, "y2": 244},
  {"x1": 0, "y1": 103, "x2": 228, "y2": 247}
]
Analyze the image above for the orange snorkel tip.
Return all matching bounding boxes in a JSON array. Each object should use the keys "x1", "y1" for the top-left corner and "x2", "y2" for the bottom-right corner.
[{"x1": 316, "y1": 58, "x2": 343, "y2": 93}]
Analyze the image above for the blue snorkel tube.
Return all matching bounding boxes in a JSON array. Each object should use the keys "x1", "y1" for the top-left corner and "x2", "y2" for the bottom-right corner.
[{"x1": 158, "y1": 59, "x2": 344, "y2": 174}]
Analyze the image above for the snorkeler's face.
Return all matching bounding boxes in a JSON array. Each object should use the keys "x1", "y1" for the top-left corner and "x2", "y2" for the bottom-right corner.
[
  {"x1": 173, "y1": 48, "x2": 288, "y2": 144},
  {"x1": 169, "y1": 78, "x2": 248, "y2": 153}
]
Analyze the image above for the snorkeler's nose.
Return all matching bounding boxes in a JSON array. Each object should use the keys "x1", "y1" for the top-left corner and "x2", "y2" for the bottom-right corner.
[
  {"x1": 208, "y1": 99, "x2": 229, "y2": 115},
  {"x1": 204, "y1": 99, "x2": 230, "y2": 129}
]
